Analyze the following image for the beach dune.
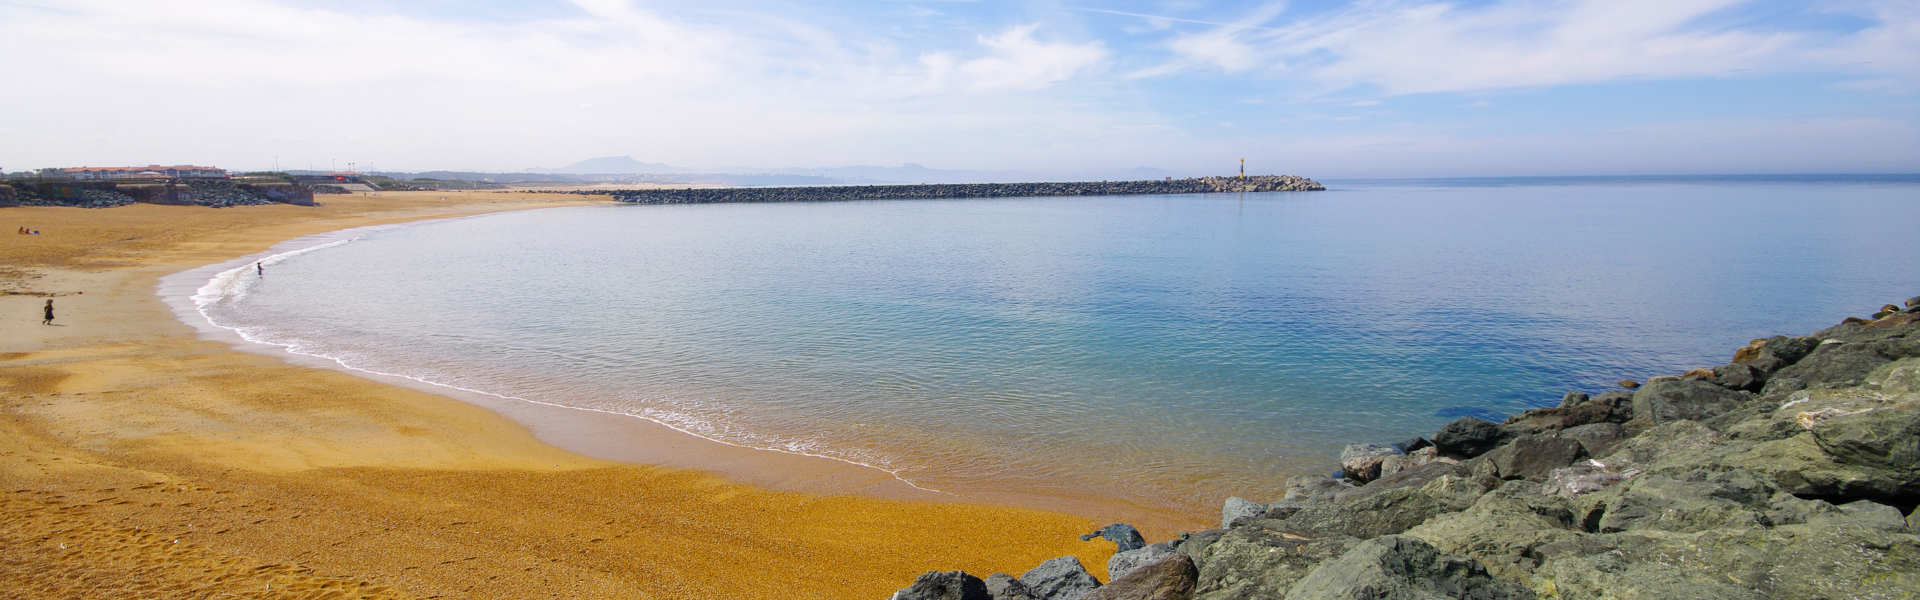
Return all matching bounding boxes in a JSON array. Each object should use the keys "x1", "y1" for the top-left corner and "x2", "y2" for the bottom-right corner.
[{"x1": 1, "y1": 192, "x2": 1111, "y2": 599}]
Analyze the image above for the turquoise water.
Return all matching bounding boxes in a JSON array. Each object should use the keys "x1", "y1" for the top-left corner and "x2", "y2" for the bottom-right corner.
[{"x1": 196, "y1": 177, "x2": 1920, "y2": 518}]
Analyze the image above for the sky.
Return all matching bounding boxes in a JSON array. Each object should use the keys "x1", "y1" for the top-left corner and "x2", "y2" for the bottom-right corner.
[{"x1": 1, "y1": 0, "x2": 1916, "y2": 178}]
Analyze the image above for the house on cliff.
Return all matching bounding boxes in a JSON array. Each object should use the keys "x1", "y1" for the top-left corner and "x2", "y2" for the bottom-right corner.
[{"x1": 56, "y1": 165, "x2": 229, "y2": 180}]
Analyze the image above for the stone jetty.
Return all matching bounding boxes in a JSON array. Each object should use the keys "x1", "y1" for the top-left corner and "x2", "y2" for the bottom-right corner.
[
  {"x1": 890, "y1": 296, "x2": 1920, "y2": 600},
  {"x1": 569, "y1": 175, "x2": 1323, "y2": 205}
]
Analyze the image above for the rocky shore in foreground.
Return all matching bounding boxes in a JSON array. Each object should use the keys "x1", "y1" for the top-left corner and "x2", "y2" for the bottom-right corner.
[
  {"x1": 894, "y1": 297, "x2": 1920, "y2": 600},
  {"x1": 560, "y1": 175, "x2": 1324, "y2": 205}
]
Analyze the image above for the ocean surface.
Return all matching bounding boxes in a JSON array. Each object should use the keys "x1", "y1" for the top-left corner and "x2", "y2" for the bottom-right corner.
[{"x1": 194, "y1": 176, "x2": 1920, "y2": 519}]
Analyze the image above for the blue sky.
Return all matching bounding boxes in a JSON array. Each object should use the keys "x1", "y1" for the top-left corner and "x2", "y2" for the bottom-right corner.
[{"x1": 1, "y1": 0, "x2": 1914, "y2": 177}]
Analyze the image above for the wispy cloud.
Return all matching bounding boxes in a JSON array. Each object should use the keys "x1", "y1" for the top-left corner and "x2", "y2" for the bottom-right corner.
[
  {"x1": 924, "y1": 25, "x2": 1109, "y2": 92},
  {"x1": 1137, "y1": 0, "x2": 1918, "y2": 95}
]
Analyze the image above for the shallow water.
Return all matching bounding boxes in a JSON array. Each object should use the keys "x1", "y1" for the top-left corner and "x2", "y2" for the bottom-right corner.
[{"x1": 195, "y1": 177, "x2": 1920, "y2": 519}]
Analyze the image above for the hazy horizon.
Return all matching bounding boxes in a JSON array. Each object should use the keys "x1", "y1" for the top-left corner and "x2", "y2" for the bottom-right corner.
[{"x1": 3, "y1": 0, "x2": 1916, "y2": 179}]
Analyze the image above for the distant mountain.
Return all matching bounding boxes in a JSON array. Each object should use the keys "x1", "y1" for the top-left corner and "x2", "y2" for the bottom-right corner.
[{"x1": 534, "y1": 156, "x2": 685, "y2": 175}]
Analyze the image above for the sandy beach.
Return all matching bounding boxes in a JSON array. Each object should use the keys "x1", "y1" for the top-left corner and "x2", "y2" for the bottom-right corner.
[{"x1": 1, "y1": 192, "x2": 1113, "y2": 599}]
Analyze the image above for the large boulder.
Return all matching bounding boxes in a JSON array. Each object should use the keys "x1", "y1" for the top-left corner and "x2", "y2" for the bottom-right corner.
[
  {"x1": 1083, "y1": 554, "x2": 1196, "y2": 600},
  {"x1": 1483, "y1": 434, "x2": 1587, "y2": 482},
  {"x1": 1190, "y1": 528, "x2": 1351, "y2": 600},
  {"x1": 1771, "y1": 341, "x2": 1891, "y2": 389},
  {"x1": 1629, "y1": 379, "x2": 1751, "y2": 428},
  {"x1": 1267, "y1": 487, "x2": 1456, "y2": 541},
  {"x1": 1715, "y1": 432, "x2": 1918, "y2": 505},
  {"x1": 1834, "y1": 500, "x2": 1908, "y2": 532},
  {"x1": 1500, "y1": 397, "x2": 1627, "y2": 436},
  {"x1": 985, "y1": 573, "x2": 1036, "y2": 600},
  {"x1": 1109, "y1": 543, "x2": 1178, "y2": 582},
  {"x1": 1531, "y1": 519, "x2": 1920, "y2": 599},
  {"x1": 1404, "y1": 481, "x2": 1581, "y2": 583},
  {"x1": 1416, "y1": 474, "x2": 1497, "y2": 513},
  {"x1": 1808, "y1": 400, "x2": 1920, "y2": 474},
  {"x1": 1341, "y1": 443, "x2": 1402, "y2": 483},
  {"x1": 1541, "y1": 458, "x2": 1642, "y2": 500},
  {"x1": 1605, "y1": 420, "x2": 1721, "y2": 464},
  {"x1": 1283, "y1": 536, "x2": 1536, "y2": 600},
  {"x1": 1220, "y1": 497, "x2": 1265, "y2": 529},
  {"x1": 1022, "y1": 557, "x2": 1103, "y2": 600},
  {"x1": 1282, "y1": 475, "x2": 1354, "y2": 504},
  {"x1": 1333, "y1": 461, "x2": 1470, "y2": 503},
  {"x1": 1709, "y1": 362, "x2": 1767, "y2": 392},
  {"x1": 1432, "y1": 417, "x2": 1505, "y2": 458},
  {"x1": 893, "y1": 571, "x2": 991, "y2": 600},
  {"x1": 1558, "y1": 423, "x2": 1628, "y2": 458},
  {"x1": 1589, "y1": 470, "x2": 1775, "y2": 534},
  {"x1": 1868, "y1": 357, "x2": 1920, "y2": 394}
]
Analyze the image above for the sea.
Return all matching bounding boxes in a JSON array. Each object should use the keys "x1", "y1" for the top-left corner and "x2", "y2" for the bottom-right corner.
[{"x1": 187, "y1": 175, "x2": 1920, "y2": 521}]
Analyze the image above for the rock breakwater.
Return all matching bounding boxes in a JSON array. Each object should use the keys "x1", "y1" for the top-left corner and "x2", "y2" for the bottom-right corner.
[
  {"x1": 572, "y1": 175, "x2": 1324, "y2": 205},
  {"x1": 892, "y1": 296, "x2": 1920, "y2": 600}
]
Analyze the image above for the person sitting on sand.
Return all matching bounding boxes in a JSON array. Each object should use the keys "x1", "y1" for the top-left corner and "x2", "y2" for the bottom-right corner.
[{"x1": 43, "y1": 299, "x2": 54, "y2": 325}]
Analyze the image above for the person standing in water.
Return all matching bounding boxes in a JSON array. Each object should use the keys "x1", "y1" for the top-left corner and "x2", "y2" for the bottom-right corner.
[
  {"x1": 42, "y1": 299, "x2": 54, "y2": 325},
  {"x1": 256, "y1": 261, "x2": 263, "y2": 276}
]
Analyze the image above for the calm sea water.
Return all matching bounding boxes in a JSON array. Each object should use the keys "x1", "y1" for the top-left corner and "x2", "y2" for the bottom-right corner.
[{"x1": 196, "y1": 176, "x2": 1920, "y2": 518}]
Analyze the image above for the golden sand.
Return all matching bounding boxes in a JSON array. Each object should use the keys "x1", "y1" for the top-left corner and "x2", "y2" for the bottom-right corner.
[{"x1": 0, "y1": 192, "x2": 1116, "y2": 599}]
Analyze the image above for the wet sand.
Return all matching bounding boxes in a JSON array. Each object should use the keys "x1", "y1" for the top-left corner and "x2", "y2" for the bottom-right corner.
[{"x1": 1, "y1": 192, "x2": 1119, "y2": 599}]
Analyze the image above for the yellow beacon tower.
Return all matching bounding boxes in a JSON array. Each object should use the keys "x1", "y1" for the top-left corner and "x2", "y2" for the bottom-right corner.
[{"x1": 1240, "y1": 158, "x2": 1245, "y2": 179}]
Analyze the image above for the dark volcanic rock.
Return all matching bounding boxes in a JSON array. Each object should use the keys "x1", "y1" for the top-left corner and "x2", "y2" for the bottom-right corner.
[
  {"x1": 986, "y1": 573, "x2": 1036, "y2": 600},
  {"x1": 1431, "y1": 417, "x2": 1505, "y2": 459},
  {"x1": 1558, "y1": 423, "x2": 1629, "y2": 458},
  {"x1": 1284, "y1": 536, "x2": 1536, "y2": 600},
  {"x1": 1711, "y1": 362, "x2": 1767, "y2": 392},
  {"x1": 1022, "y1": 556, "x2": 1102, "y2": 600},
  {"x1": 1483, "y1": 434, "x2": 1586, "y2": 482},
  {"x1": 893, "y1": 571, "x2": 991, "y2": 600},
  {"x1": 1081, "y1": 523, "x2": 1147, "y2": 553},
  {"x1": 1630, "y1": 378, "x2": 1751, "y2": 427},
  {"x1": 1083, "y1": 554, "x2": 1196, "y2": 600}
]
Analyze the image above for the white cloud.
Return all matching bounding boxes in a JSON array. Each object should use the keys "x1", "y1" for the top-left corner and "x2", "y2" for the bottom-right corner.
[
  {"x1": 1148, "y1": 0, "x2": 1919, "y2": 95},
  {"x1": 946, "y1": 25, "x2": 1109, "y2": 92},
  {"x1": 0, "y1": 0, "x2": 1137, "y2": 171}
]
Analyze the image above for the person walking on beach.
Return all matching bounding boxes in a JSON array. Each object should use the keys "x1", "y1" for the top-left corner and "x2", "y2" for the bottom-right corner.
[{"x1": 42, "y1": 299, "x2": 54, "y2": 325}]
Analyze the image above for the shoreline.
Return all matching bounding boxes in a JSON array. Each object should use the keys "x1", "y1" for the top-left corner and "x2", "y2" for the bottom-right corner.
[
  {"x1": 153, "y1": 205, "x2": 1206, "y2": 534},
  {"x1": 0, "y1": 193, "x2": 1121, "y2": 598},
  {"x1": 157, "y1": 219, "x2": 944, "y2": 499}
]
